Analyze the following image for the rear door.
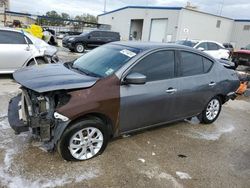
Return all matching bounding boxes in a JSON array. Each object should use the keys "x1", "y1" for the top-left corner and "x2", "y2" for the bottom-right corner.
[
  {"x1": 174, "y1": 50, "x2": 216, "y2": 118},
  {"x1": 0, "y1": 30, "x2": 32, "y2": 72},
  {"x1": 120, "y1": 50, "x2": 179, "y2": 133}
]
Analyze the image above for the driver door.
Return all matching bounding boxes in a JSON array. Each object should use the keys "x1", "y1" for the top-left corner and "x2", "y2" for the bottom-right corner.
[{"x1": 119, "y1": 50, "x2": 179, "y2": 133}]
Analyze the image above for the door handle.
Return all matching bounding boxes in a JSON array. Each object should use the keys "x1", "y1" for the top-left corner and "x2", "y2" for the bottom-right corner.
[
  {"x1": 25, "y1": 46, "x2": 30, "y2": 51},
  {"x1": 166, "y1": 88, "x2": 177, "y2": 94},
  {"x1": 209, "y1": 82, "x2": 216, "y2": 86}
]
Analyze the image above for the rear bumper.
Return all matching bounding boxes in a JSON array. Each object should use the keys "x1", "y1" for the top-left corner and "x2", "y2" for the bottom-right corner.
[{"x1": 8, "y1": 95, "x2": 29, "y2": 134}]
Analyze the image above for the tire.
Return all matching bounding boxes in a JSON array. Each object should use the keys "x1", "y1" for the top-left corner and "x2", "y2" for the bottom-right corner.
[
  {"x1": 57, "y1": 118, "x2": 108, "y2": 161},
  {"x1": 200, "y1": 96, "x2": 222, "y2": 124},
  {"x1": 27, "y1": 59, "x2": 46, "y2": 66},
  {"x1": 74, "y1": 43, "x2": 85, "y2": 53}
]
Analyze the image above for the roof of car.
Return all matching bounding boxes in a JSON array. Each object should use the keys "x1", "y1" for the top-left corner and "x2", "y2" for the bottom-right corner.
[
  {"x1": 0, "y1": 27, "x2": 22, "y2": 33},
  {"x1": 111, "y1": 41, "x2": 194, "y2": 51}
]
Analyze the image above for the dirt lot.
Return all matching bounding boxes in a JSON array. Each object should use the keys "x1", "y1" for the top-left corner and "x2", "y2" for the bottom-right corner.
[{"x1": 0, "y1": 49, "x2": 250, "y2": 188}]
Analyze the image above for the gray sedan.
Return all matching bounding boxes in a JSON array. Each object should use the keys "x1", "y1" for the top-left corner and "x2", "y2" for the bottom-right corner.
[{"x1": 8, "y1": 42, "x2": 240, "y2": 161}]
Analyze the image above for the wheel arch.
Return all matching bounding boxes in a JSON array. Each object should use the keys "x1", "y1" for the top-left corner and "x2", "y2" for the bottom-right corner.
[
  {"x1": 25, "y1": 56, "x2": 47, "y2": 66},
  {"x1": 67, "y1": 112, "x2": 115, "y2": 138}
]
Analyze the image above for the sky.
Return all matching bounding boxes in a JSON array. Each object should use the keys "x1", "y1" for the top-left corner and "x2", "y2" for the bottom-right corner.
[{"x1": 9, "y1": 0, "x2": 250, "y2": 19}]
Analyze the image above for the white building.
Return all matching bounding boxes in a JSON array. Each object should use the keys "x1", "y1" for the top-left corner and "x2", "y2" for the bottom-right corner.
[{"x1": 98, "y1": 6, "x2": 250, "y2": 49}]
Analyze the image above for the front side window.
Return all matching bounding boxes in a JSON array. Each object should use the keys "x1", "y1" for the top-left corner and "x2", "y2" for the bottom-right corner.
[
  {"x1": 196, "y1": 42, "x2": 208, "y2": 50},
  {"x1": 0, "y1": 30, "x2": 26, "y2": 44},
  {"x1": 130, "y1": 50, "x2": 175, "y2": 82},
  {"x1": 91, "y1": 32, "x2": 101, "y2": 37},
  {"x1": 73, "y1": 44, "x2": 139, "y2": 77}
]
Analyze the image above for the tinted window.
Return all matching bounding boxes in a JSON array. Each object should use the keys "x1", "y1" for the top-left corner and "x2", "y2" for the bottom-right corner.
[
  {"x1": 196, "y1": 42, "x2": 208, "y2": 50},
  {"x1": 130, "y1": 51, "x2": 175, "y2": 82},
  {"x1": 207, "y1": 42, "x2": 219, "y2": 50},
  {"x1": 203, "y1": 58, "x2": 213, "y2": 72},
  {"x1": 0, "y1": 30, "x2": 26, "y2": 44},
  {"x1": 91, "y1": 32, "x2": 101, "y2": 37},
  {"x1": 176, "y1": 40, "x2": 198, "y2": 47},
  {"x1": 180, "y1": 51, "x2": 203, "y2": 76}
]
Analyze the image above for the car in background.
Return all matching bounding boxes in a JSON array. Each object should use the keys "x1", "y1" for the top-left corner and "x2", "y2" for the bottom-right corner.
[
  {"x1": 0, "y1": 28, "x2": 58, "y2": 74},
  {"x1": 43, "y1": 28, "x2": 58, "y2": 46},
  {"x1": 57, "y1": 31, "x2": 82, "y2": 39},
  {"x1": 63, "y1": 30, "x2": 120, "y2": 53},
  {"x1": 8, "y1": 42, "x2": 239, "y2": 161},
  {"x1": 176, "y1": 40, "x2": 230, "y2": 59},
  {"x1": 223, "y1": 43, "x2": 234, "y2": 56},
  {"x1": 232, "y1": 44, "x2": 250, "y2": 67}
]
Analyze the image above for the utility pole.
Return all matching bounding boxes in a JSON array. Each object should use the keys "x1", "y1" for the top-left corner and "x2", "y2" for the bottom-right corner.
[
  {"x1": 219, "y1": 0, "x2": 225, "y2": 16},
  {"x1": 104, "y1": 0, "x2": 107, "y2": 12}
]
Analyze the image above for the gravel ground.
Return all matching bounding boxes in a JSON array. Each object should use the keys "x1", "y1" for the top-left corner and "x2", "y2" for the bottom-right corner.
[{"x1": 0, "y1": 47, "x2": 249, "y2": 188}]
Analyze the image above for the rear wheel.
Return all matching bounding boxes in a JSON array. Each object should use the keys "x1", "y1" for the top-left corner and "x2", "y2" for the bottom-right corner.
[
  {"x1": 200, "y1": 96, "x2": 222, "y2": 124},
  {"x1": 57, "y1": 118, "x2": 108, "y2": 161},
  {"x1": 27, "y1": 59, "x2": 46, "y2": 66},
  {"x1": 74, "y1": 43, "x2": 85, "y2": 53}
]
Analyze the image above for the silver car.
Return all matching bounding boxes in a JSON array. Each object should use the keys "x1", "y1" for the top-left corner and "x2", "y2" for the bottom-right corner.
[{"x1": 0, "y1": 27, "x2": 58, "y2": 74}]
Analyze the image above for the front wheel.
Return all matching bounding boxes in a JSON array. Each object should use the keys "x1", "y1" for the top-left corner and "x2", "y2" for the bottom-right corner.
[
  {"x1": 74, "y1": 43, "x2": 85, "y2": 53},
  {"x1": 57, "y1": 118, "x2": 108, "y2": 161},
  {"x1": 200, "y1": 96, "x2": 222, "y2": 124}
]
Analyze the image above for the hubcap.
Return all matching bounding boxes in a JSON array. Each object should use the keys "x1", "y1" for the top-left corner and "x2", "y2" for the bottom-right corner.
[
  {"x1": 206, "y1": 99, "x2": 220, "y2": 121},
  {"x1": 69, "y1": 127, "x2": 103, "y2": 160},
  {"x1": 76, "y1": 45, "x2": 84, "y2": 52}
]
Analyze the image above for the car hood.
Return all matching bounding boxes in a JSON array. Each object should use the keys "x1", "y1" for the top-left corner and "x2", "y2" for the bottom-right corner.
[{"x1": 13, "y1": 63, "x2": 99, "y2": 93}]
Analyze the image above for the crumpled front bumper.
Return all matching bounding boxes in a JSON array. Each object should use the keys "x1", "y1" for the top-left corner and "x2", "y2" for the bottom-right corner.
[{"x1": 8, "y1": 95, "x2": 29, "y2": 134}]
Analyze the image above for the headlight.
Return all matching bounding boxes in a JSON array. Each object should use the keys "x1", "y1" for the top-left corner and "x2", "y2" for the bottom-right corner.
[{"x1": 68, "y1": 38, "x2": 75, "y2": 42}]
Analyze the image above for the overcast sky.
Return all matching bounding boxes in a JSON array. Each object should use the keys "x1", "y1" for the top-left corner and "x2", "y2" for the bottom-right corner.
[{"x1": 10, "y1": 0, "x2": 250, "y2": 19}]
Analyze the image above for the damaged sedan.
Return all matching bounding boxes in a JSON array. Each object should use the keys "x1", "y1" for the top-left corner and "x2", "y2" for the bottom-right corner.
[{"x1": 8, "y1": 42, "x2": 240, "y2": 161}]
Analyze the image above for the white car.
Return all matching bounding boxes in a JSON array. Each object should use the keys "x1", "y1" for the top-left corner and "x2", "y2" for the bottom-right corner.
[
  {"x1": 176, "y1": 40, "x2": 230, "y2": 59},
  {"x1": 0, "y1": 27, "x2": 58, "y2": 74}
]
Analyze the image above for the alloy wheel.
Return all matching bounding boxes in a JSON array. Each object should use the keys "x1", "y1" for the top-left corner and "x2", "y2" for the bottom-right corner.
[{"x1": 68, "y1": 127, "x2": 103, "y2": 160}]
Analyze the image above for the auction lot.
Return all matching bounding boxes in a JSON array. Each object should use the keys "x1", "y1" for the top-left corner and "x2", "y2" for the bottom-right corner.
[{"x1": 0, "y1": 46, "x2": 250, "y2": 188}]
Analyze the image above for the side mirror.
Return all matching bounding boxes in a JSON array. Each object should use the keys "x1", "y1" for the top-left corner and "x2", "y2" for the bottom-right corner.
[
  {"x1": 197, "y1": 47, "x2": 205, "y2": 51},
  {"x1": 88, "y1": 35, "x2": 91, "y2": 39},
  {"x1": 124, "y1": 72, "x2": 146, "y2": 85}
]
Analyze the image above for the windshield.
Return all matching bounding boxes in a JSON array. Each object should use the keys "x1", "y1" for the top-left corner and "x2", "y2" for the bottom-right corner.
[
  {"x1": 176, "y1": 40, "x2": 198, "y2": 47},
  {"x1": 73, "y1": 44, "x2": 140, "y2": 77}
]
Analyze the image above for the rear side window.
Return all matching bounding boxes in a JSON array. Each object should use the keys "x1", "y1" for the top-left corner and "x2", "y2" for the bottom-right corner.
[
  {"x1": 207, "y1": 42, "x2": 219, "y2": 50},
  {"x1": 130, "y1": 50, "x2": 175, "y2": 82},
  {"x1": 0, "y1": 30, "x2": 26, "y2": 44},
  {"x1": 180, "y1": 51, "x2": 204, "y2": 76},
  {"x1": 203, "y1": 58, "x2": 213, "y2": 72},
  {"x1": 180, "y1": 51, "x2": 213, "y2": 76}
]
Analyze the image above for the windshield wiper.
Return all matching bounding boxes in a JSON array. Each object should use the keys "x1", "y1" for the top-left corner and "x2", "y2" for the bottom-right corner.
[{"x1": 72, "y1": 65, "x2": 101, "y2": 78}]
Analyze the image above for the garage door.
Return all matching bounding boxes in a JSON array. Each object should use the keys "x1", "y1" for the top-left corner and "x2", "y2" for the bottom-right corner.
[{"x1": 149, "y1": 19, "x2": 168, "y2": 42}]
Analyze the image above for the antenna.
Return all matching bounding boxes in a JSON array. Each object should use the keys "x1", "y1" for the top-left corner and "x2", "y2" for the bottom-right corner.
[
  {"x1": 219, "y1": 0, "x2": 225, "y2": 16},
  {"x1": 104, "y1": 0, "x2": 107, "y2": 12}
]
